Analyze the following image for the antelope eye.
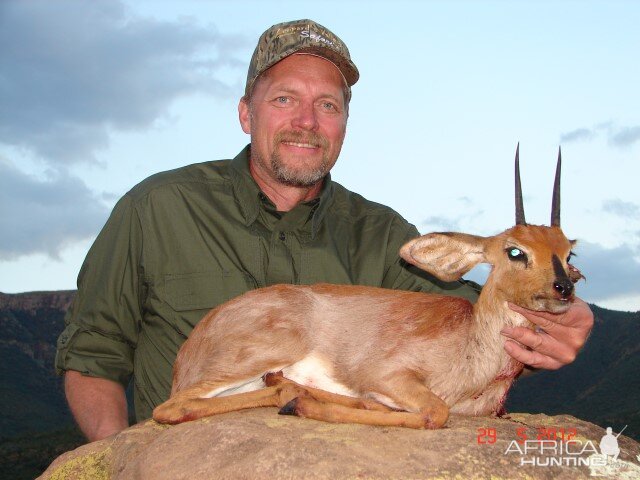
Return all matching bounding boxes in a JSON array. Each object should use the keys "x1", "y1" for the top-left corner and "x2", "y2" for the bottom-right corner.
[{"x1": 506, "y1": 247, "x2": 527, "y2": 262}]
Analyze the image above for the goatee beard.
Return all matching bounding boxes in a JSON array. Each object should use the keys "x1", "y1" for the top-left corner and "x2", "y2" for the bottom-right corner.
[{"x1": 270, "y1": 131, "x2": 330, "y2": 187}]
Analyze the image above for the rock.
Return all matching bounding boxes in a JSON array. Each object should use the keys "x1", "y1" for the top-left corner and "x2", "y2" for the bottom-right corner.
[{"x1": 39, "y1": 410, "x2": 640, "y2": 479}]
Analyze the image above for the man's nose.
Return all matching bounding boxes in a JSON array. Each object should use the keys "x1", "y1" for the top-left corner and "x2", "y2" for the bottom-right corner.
[{"x1": 291, "y1": 102, "x2": 319, "y2": 131}]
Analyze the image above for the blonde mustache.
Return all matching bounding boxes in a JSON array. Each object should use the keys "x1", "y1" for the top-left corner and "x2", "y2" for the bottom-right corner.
[{"x1": 274, "y1": 131, "x2": 329, "y2": 149}]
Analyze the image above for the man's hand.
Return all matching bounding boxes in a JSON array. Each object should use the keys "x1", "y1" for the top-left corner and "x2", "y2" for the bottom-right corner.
[
  {"x1": 65, "y1": 370, "x2": 129, "y2": 442},
  {"x1": 500, "y1": 297, "x2": 594, "y2": 370}
]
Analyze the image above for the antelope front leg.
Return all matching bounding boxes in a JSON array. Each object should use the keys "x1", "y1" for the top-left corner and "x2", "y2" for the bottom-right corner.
[
  {"x1": 153, "y1": 381, "x2": 307, "y2": 425},
  {"x1": 279, "y1": 398, "x2": 435, "y2": 429},
  {"x1": 264, "y1": 373, "x2": 392, "y2": 412},
  {"x1": 279, "y1": 370, "x2": 449, "y2": 429}
]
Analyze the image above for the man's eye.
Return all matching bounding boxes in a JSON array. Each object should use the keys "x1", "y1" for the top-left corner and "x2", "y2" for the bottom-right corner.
[
  {"x1": 275, "y1": 96, "x2": 289, "y2": 104},
  {"x1": 321, "y1": 101, "x2": 336, "y2": 111}
]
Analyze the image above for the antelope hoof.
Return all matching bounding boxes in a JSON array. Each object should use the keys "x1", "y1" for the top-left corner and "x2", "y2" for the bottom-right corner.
[{"x1": 278, "y1": 398, "x2": 300, "y2": 416}]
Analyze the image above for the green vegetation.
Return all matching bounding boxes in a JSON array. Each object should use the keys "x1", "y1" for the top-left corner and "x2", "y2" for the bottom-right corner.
[
  {"x1": 507, "y1": 305, "x2": 640, "y2": 441},
  {"x1": 0, "y1": 426, "x2": 85, "y2": 480}
]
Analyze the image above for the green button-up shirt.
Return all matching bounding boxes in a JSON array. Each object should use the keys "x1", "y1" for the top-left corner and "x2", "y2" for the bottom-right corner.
[{"x1": 56, "y1": 145, "x2": 479, "y2": 421}]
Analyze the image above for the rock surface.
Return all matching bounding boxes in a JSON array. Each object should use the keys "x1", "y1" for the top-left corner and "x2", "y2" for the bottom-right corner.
[{"x1": 39, "y1": 410, "x2": 640, "y2": 480}]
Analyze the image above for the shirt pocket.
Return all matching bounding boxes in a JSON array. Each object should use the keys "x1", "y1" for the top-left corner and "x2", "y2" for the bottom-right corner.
[
  {"x1": 160, "y1": 269, "x2": 256, "y2": 344},
  {"x1": 165, "y1": 269, "x2": 256, "y2": 310}
]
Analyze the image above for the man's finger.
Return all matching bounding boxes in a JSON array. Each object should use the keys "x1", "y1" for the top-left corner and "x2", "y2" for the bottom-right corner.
[
  {"x1": 508, "y1": 303, "x2": 566, "y2": 330},
  {"x1": 503, "y1": 340, "x2": 564, "y2": 370},
  {"x1": 502, "y1": 327, "x2": 577, "y2": 366},
  {"x1": 501, "y1": 326, "x2": 545, "y2": 350}
]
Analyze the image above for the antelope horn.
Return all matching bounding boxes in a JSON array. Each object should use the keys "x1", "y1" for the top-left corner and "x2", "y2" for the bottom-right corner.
[
  {"x1": 551, "y1": 147, "x2": 562, "y2": 227},
  {"x1": 515, "y1": 143, "x2": 526, "y2": 225}
]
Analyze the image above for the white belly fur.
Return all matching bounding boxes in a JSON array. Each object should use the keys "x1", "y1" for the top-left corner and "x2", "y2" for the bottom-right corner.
[
  {"x1": 202, "y1": 353, "x2": 357, "y2": 399},
  {"x1": 281, "y1": 353, "x2": 358, "y2": 397},
  {"x1": 206, "y1": 375, "x2": 270, "y2": 398}
]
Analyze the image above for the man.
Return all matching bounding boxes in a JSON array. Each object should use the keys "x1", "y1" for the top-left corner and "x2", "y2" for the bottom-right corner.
[{"x1": 56, "y1": 19, "x2": 593, "y2": 442}]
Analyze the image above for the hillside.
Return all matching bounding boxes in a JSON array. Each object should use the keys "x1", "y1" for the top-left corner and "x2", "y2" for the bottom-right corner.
[
  {"x1": 0, "y1": 291, "x2": 76, "y2": 437},
  {"x1": 0, "y1": 291, "x2": 82, "y2": 480},
  {"x1": 506, "y1": 304, "x2": 640, "y2": 439}
]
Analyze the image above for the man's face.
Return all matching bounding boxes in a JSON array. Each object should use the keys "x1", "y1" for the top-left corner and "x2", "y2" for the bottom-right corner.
[{"x1": 239, "y1": 54, "x2": 348, "y2": 188}]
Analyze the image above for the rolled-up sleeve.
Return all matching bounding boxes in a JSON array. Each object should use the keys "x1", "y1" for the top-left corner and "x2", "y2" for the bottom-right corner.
[{"x1": 55, "y1": 194, "x2": 144, "y2": 386}]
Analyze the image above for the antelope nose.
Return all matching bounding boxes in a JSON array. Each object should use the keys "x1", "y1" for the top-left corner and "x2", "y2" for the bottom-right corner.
[{"x1": 553, "y1": 279, "x2": 574, "y2": 299}]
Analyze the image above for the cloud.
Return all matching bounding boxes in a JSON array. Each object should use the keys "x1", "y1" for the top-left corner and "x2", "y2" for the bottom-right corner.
[
  {"x1": 0, "y1": 160, "x2": 109, "y2": 260},
  {"x1": 421, "y1": 215, "x2": 462, "y2": 231},
  {"x1": 560, "y1": 128, "x2": 595, "y2": 143},
  {"x1": 609, "y1": 126, "x2": 640, "y2": 147},
  {"x1": 561, "y1": 241, "x2": 640, "y2": 304},
  {"x1": 560, "y1": 123, "x2": 640, "y2": 148},
  {"x1": 0, "y1": 0, "x2": 250, "y2": 165},
  {"x1": 603, "y1": 199, "x2": 640, "y2": 220},
  {"x1": 422, "y1": 198, "x2": 485, "y2": 233}
]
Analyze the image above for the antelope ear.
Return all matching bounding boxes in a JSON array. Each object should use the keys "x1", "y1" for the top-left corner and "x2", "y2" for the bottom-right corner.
[{"x1": 399, "y1": 232, "x2": 488, "y2": 282}]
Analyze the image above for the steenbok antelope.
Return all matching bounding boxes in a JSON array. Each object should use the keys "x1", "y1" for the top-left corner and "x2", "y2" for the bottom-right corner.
[{"x1": 153, "y1": 146, "x2": 584, "y2": 429}]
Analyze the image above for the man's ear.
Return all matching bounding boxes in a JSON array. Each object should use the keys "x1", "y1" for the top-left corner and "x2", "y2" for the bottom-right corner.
[
  {"x1": 399, "y1": 232, "x2": 487, "y2": 282},
  {"x1": 238, "y1": 97, "x2": 251, "y2": 134}
]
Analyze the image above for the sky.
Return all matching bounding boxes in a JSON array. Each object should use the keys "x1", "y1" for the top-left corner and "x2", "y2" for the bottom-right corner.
[{"x1": 0, "y1": 0, "x2": 638, "y2": 311}]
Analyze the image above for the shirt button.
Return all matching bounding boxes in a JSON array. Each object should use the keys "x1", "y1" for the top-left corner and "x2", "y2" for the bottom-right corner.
[{"x1": 279, "y1": 232, "x2": 286, "y2": 241}]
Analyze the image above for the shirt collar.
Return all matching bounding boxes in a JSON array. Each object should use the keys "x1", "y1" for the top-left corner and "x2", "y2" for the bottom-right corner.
[
  {"x1": 230, "y1": 145, "x2": 262, "y2": 226},
  {"x1": 230, "y1": 144, "x2": 334, "y2": 238},
  {"x1": 310, "y1": 174, "x2": 333, "y2": 238}
]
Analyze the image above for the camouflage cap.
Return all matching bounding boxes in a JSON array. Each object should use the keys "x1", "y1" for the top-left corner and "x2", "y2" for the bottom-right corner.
[{"x1": 245, "y1": 19, "x2": 359, "y2": 97}]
